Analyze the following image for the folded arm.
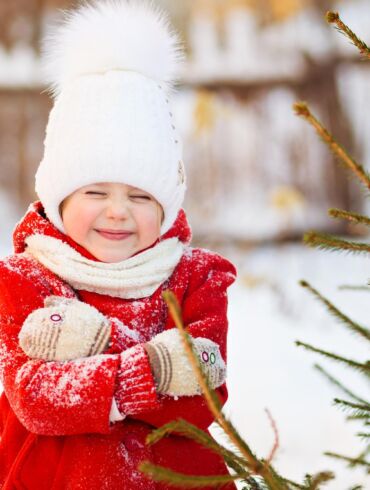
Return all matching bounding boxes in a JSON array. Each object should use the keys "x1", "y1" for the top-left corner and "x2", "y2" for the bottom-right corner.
[{"x1": 0, "y1": 261, "x2": 158, "y2": 435}]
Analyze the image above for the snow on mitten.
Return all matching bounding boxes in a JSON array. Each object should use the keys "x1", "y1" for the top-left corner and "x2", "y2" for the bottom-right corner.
[
  {"x1": 144, "y1": 329, "x2": 226, "y2": 397},
  {"x1": 19, "y1": 295, "x2": 111, "y2": 361}
]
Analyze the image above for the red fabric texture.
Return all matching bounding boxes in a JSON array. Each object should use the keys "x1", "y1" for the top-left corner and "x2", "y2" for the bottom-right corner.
[
  {"x1": 0, "y1": 201, "x2": 237, "y2": 490},
  {"x1": 114, "y1": 345, "x2": 160, "y2": 415}
]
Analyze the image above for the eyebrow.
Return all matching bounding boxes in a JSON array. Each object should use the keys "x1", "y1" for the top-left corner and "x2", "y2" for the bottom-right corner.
[{"x1": 84, "y1": 184, "x2": 148, "y2": 193}]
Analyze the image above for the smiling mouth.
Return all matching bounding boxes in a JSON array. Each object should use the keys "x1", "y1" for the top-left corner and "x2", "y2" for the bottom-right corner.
[{"x1": 95, "y1": 230, "x2": 134, "y2": 241}]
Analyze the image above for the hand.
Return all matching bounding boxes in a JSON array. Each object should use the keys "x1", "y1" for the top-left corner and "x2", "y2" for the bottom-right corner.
[
  {"x1": 144, "y1": 329, "x2": 226, "y2": 397},
  {"x1": 19, "y1": 296, "x2": 111, "y2": 361}
]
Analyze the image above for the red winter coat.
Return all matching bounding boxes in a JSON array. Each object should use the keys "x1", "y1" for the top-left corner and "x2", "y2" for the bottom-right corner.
[{"x1": 0, "y1": 201, "x2": 237, "y2": 490}]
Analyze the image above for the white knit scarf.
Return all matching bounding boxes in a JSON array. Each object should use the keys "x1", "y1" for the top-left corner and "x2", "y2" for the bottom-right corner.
[{"x1": 25, "y1": 234, "x2": 184, "y2": 299}]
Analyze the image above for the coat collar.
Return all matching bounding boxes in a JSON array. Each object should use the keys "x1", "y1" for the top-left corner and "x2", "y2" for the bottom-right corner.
[{"x1": 13, "y1": 201, "x2": 192, "y2": 261}]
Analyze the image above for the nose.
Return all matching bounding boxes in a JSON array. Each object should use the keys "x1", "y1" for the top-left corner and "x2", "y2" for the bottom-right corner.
[{"x1": 105, "y1": 197, "x2": 130, "y2": 220}]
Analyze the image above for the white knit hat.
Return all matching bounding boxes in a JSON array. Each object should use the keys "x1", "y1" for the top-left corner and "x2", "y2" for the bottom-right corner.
[{"x1": 35, "y1": 0, "x2": 186, "y2": 235}]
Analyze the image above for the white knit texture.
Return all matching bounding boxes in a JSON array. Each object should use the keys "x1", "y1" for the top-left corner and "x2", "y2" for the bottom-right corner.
[
  {"x1": 25, "y1": 234, "x2": 184, "y2": 299},
  {"x1": 18, "y1": 296, "x2": 111, "y2": 361},
  {"x1": 36, "y1": 0, "x2": 187, "y2": 235},
  {"x1": 148, "y1": 329, "x2": 227, "y2": 397}
]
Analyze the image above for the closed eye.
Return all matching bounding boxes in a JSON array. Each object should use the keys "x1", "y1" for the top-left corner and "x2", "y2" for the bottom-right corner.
[
  {"x1": 131, "y1": 195, "x2": 151, "y2": 200},
  {"x1": 85, "y1": 191, "x2": 106, "y2": 196}
]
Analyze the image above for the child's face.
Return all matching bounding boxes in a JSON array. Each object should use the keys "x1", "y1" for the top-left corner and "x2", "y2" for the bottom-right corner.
[{"x1": 60, "y1": 182, "x2": 164, "y2": 263}]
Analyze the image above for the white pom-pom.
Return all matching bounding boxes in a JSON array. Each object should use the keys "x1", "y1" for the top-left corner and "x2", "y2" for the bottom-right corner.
[{"x1": 41, "y1": 0, "x2": 185, "y2": 98}]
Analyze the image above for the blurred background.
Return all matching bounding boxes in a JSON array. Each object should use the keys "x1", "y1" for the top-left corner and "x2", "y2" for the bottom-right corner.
[{"x1": 0, "y1": 0, "x2": 369, "y2": 488}]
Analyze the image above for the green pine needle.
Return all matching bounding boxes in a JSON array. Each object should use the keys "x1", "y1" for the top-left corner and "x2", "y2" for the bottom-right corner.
[
  {"x1": 299, "y1": 281, "x2": 370, "y2": 342},
  {"x1": 314, "y1": 364, "x2": 369, "y2": 406},
  {"x1": 243, "y1": 476, "x2": 269, "y2": 490},
  {"x1": 326, "y1": 11, "x2": 370, "y2": 59},
  {"x1": 338, "y1": 285, "x2": 370, "y2": 292},
  {"x1": 293, "y1": 102, "x2": 370, "y2": 190},
  {"x1": 356, "y1": 433, "x2": 370, "y2": 441},
  {"x1": 139, "y1": 461, "x2": 241, "y2": 488},
  {"x1": 303, "y1": 232, "x2": 370, "y2": 255},
  {"x1": 333, "y1": 399, "x2": 370, "y2": 414},
  {"x1": 303, "y1": 471, "x2": 335, "y2": 489},
  {"x1": 145, "y1": 418, "x2": 248, "y2": 476},
  {"x1": 347, "y1": 414, "x2": 370, "y2": 421},
  {"x1": 295, "y1": 341, "x2": 370, "y2": 377},
  {"x1": 324, "y1": 451, "x2": 370, "y2": 470}
]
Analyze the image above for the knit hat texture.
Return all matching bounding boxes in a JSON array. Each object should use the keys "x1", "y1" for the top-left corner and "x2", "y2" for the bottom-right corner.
[{"x1": 35, "y1": 0, "x2": 186, "y2": 235}]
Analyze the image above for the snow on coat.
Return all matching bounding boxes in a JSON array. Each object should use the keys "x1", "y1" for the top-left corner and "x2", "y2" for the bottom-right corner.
[{"x1": 0, "y1": 201, "x2": 237, "y2": 490}]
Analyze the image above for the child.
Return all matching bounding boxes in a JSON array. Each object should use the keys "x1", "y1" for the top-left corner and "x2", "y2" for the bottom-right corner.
[{"x1": 0, "y1": 2, "x2": 237, "y2": 489}]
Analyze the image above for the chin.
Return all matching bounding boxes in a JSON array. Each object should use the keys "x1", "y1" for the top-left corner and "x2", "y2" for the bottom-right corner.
[{"x1": 96, "y1": 251, "x2": 133, "y2": 263}]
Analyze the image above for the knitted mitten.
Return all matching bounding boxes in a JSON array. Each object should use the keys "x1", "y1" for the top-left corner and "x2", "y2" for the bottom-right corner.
[
  {"x1": 144, "y1": 329, "x2": 226, "y2": 397},
  {"x1": 19, "y1": 295, "x2": 111, "y2": 361},
  {"x1": 113, "y1": 344, "x2": 160, "y2": 416}
]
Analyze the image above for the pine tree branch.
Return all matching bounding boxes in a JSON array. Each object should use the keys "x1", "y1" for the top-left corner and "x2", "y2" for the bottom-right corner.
[
  {"x1": 324, "y1": 451, "x2": 370, "y2": 469},
  {"x1": 161, "y1": 290, "x2": 291, "y2": 490},
  {"x1": 303, "y1": 471, "x2": 335, "y2": 490},
  {"x1": 282, "y1": 480, "x2": 306, "y2": 490},
  {"x1": 314, "y1": 364, "x2": 369, "y2": 406},
  {"x1": 303, "y1": 231, "x2": 370, "y2": 255},
  {"x1": 243, "y1": 476, "x2": 267, "y2": 490},
  {"x1": 334, "y1": 399, "x2": 370, "y2": 431},
  {"x1": 138, "y1": 462, "x2": 241, "y2": 487},
  {"x1": 326, "y1": 12, "x2": 370, "y2": 59},
  {"x1": 347, "y1": 414, "x2": 370, "y2": 421},
  {"x1": 333, "y1": 399, "x2": 370, "y2": 414},
  {"x1": 295, "y1": 341, "x2": 370, "y2": 377},
  {"x1": 264, "y1": 463, "x2": 299, "y2": 489},
  {"x1": 328, "y1": 208, "x2": 370, "y2": 227},
  {"x1": 338, "y1": 285, "x2": 370, "y2": 292},
  {"x1": 293, "y1": 102, "x2": 370, "y2": 191},
  {"x1": 299, "y1": 281, "x2": 370, "y2": 342},
  {"x1": 358, "y1": 445, "x2": 370, "y2": 460},
  {"x1": 356, "y1": 433, "x2": 370, "y2": 440},
  {"x1": 145, "y1": 418, "x2": 248, "y2": 476}
]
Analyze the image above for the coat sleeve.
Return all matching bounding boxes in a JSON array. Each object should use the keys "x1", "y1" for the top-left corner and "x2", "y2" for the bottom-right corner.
[
  {"x1": 0, "y1": 260, "x2": 144, "y2": 436},
  {"x1": 131, "y1": 249, "x2": 237, "y2": 430}
]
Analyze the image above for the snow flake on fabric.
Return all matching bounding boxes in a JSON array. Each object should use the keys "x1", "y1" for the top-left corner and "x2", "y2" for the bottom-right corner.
[
  {"x1": 182, "y1": 246, "x2": 194, "y2": 259},
  {"x1": 130, "y1": 300, "x2": 147, "y2": 315},
  {"x1": 0, "y1": 341, "x2": 23, "y2": 381},
  {"x1": 25, "y1": 355, "x2": 115, "y2": 408},
  {"x1": 15, "y1": 360, "x2": 39, "y2": 385},
  {"x1": 112, "y1": 318, "x2": 142, "y2": 343}
]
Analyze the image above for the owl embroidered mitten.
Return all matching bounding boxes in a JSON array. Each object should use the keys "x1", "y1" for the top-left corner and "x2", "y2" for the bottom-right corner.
[
  {"x1": 18, "y1": 295, "x2": 111, "y2": 361},
  {"x1": 144, "y1": 328, "x2": 226, "y2": 397}
]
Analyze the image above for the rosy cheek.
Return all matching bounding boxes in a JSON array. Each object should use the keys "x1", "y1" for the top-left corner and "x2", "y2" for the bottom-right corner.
[
  {"x1": 134, "y1": 209, "x2": 154, "y2": 234},
  {"x1": 66, "y1": 202, "x2": 100, "y2": 236}
]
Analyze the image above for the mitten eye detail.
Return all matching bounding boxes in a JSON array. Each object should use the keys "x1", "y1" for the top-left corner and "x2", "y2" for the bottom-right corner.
[
  {"x1": 201, "y1": 351, "x2": 209, "y2": 363},
  {"x1": 201, "y1": 351, "x2": 217, "y2": 364},
  {"x1": 50, "y1": 313, "x2": 62, "y2": 322}
]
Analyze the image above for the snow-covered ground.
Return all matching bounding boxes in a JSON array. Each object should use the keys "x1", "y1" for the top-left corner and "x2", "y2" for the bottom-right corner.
[{"x1": 219, "y1": 242, "x2": 369, "y2": 489}]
